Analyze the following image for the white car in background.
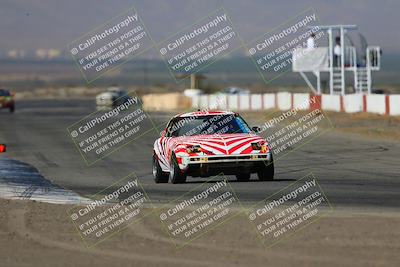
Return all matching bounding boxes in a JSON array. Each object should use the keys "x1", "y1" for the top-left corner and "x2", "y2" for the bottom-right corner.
[
  {"x1": 183, "y1": 88, "x2": 204, "y2": 97},
  {"x1": 96, "y1": 87, "x2": 131, "y2": 110},
  {"x1": 219, "y1": 87, "x2": 250, "y2": 95}
]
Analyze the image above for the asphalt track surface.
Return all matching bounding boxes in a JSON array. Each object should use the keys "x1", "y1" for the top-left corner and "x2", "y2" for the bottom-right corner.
[{"x1": 0, "y1": 99, "x2": 399, "y2": 210}]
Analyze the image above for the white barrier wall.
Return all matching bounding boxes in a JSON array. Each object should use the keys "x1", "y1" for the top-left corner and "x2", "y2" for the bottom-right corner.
[
  {"x1": 187, "y1": 92, "x2": 397, "y2": 116},
  {"x1": 217, "y1": 94, "x2": 228, "y2": 110},
  {"x1": 343, "y1": 94, "x2": 363, "y2": 113},
  {"x1": 276, "y1": 92, "x2": 291, "y2": 110},
  {"x1": 208, "y1": 94, "x2": 219, "y2": 109},
  {"x1": 389, "y1": 95, "x2": 400, "y2": 116},
  {"x1": 321, "y1": 94, "x2": 341, "y2": 112},
  {"x1": 366, "y1": 94, "x2": 386, "y2": 115},
  {"x1": 250, "y1": 94, "x2": 263, "y2": 110},
  {"x1": 199, "y1": 95, "x2": 208, "y2": 110},
  {"x1": 263, "y1": 93, "x2": 276, "y2": 109},
  {"x1": 239, "y1": 94, "x2": 250, "y2": 110},
  {"x1": 192, "y1": 95, "x2": 200, "y2": 108},
  {"x1": 293, "y1": 93, "x2": 310, "y2": 110},
  {"x1": 228, "y1": 94, "x2": 239, "y2": 110}
]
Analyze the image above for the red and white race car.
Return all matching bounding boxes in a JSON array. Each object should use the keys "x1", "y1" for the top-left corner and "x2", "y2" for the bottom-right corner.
[{"x1": 153, "y1": 111, "x2": 274, "y2": 183}]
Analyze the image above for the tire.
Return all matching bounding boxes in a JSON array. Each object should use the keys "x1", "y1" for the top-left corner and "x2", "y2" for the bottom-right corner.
[
  {"x1": 153, "y1": 154, "x2": 169, "y2": 183},
  {"x1": 236, "y1": 172, "x2": 250, "y2": 182},
  {"x1": 9, "y1": 105, "x2": 14, "y2": 113},
  {"x1": 257, "y1": 155, "x2": 274, "y2": 181},
  {"x1": 169, "y1": 153, "x2": 187, "y2": 184}
]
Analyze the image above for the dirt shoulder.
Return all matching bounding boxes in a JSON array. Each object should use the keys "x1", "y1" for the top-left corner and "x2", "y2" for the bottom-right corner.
[
  {"x1": 243, "y1": 110, "x2": 400, "y2": 142},
  {"x1": 322, "y1": 111, "x2": 400, "y2": 141},
  {"x1": 1, "y1": 199, "x2": 399, "y2": 267}
]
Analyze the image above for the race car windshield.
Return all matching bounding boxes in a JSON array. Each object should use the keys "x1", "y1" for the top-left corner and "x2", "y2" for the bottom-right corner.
[{"x1": 168, "y1": 114, "x2": 251, "y2": 137}]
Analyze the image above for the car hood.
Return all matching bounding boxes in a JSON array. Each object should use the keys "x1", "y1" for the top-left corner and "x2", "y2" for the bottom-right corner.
[
  {"x1": 172, "y1": 133, "x2": 267, "y2": 155},
  {"x1": 96, "y1": 92, "x2": 117, "y2": 101}
]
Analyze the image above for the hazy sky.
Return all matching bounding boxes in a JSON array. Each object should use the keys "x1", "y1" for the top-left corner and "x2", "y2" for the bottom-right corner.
[{"x1": 0, "y1": 0, "x2": 399, "y2": 53}]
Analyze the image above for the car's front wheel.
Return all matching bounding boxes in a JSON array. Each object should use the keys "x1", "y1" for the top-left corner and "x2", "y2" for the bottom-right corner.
[
  {"x1": 257, "y1": 155, "x2": 274, "y2": 181},
  {"x1": 153, "y1": 154, "x2": 169, "y2": 183},
  {"x1": 170, "y1": 153, "x2": 187, "y2": 184}
]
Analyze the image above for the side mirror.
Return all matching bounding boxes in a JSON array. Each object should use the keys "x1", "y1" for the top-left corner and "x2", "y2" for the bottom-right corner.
[
  {"x1": 252, "y1": 126, "x2": 261, "y2": 133},
  {"x1": 0, "y1": 144, "x2": 6, "y2": 153}
]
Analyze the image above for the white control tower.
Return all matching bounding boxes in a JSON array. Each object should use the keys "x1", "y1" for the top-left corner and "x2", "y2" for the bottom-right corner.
[{"x1": 292, "y1": 25, "x2": 381, "y2": 95}]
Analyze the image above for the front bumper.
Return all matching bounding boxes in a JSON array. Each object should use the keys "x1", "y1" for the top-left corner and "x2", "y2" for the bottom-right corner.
[
  {"x1": 180, "y1": 153, "x2": 272, "y2": 177},
  {"x1": 184, "y1": 153, "x2": 271, "y2": 164}
]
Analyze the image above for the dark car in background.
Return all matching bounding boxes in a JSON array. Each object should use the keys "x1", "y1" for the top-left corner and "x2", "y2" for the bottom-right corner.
[
  {"x1": 95, "y1": 87, "x2": 131, "y2": 110},
  {"x1": 0, "y1": 89, "x2": 15, "y2": 113}
]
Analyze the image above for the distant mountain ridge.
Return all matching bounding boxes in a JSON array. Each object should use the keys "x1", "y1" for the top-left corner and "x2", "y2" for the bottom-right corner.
[{"x1": 0, "y1": 0, "x2": 399, "y2": 54}]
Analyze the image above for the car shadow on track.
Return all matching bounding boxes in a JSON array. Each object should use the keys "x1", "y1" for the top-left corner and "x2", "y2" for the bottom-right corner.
[{"x1": 184, "y1": 178, "x2": 296, "y2": 184}]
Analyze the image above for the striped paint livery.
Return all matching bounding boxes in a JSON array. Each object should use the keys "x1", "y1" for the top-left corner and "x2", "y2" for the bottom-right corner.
[{"x1": 153, "y1": 111, "x2": 269, "y2": 172}]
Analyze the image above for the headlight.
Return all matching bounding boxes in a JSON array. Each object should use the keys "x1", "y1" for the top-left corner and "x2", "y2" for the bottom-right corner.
[
  {"x1": 251, "y1": 142, "x2": 261, "y2": 150},
  {"x1": 260, "y1": 145, "x2": 268, "y2": 153},
  {"x1": 252, "y1": 142, "x2": 268, "y2": 153},
  {"x1": 181, "y1": 156, "x2": 190, "y2": 166},
  {"x1": 186, "y1": 145, "x2": 201, "y2": 153}
]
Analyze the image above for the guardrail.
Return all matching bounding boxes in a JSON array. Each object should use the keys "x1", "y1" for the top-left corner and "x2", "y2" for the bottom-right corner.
[{"x1": 189, "y1": 93, "x2": 400, "y2": 116}]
